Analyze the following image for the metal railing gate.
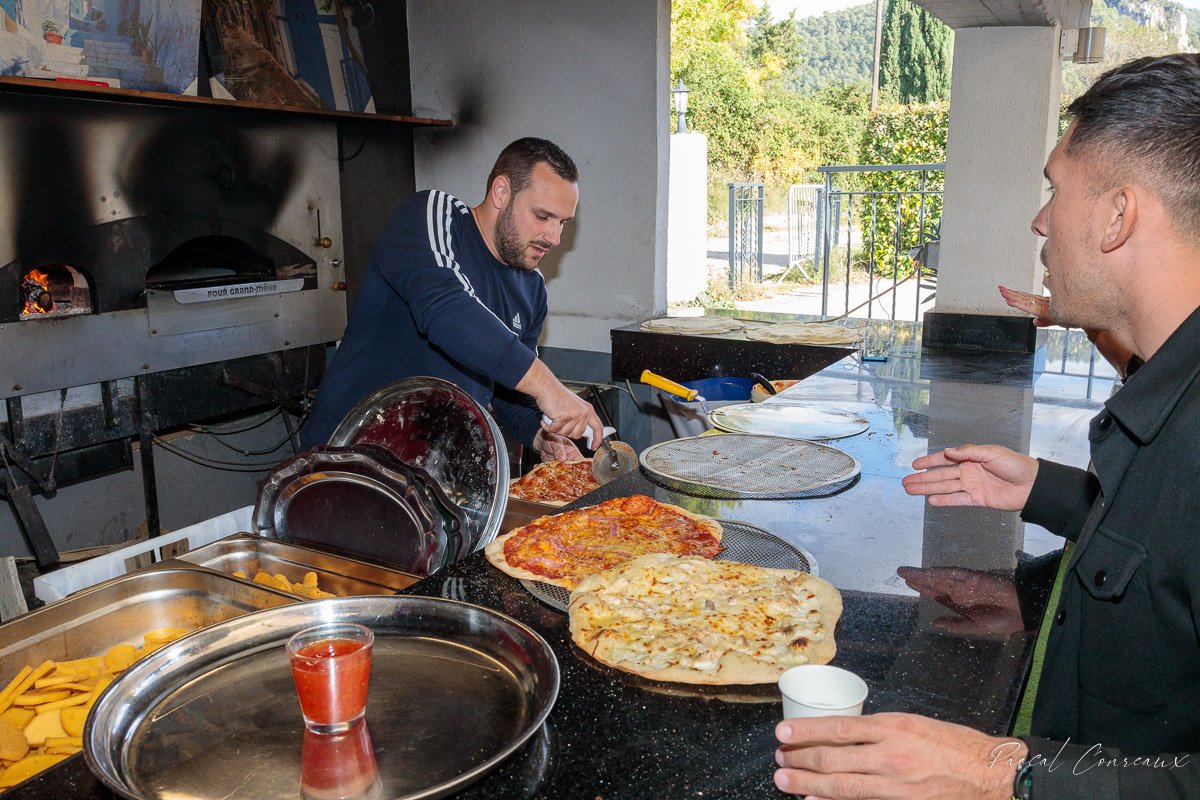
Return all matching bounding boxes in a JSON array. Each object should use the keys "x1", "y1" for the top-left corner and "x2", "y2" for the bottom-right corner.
[{"x1": 727, "y1": 182, "x2": 764, "y2": 290}]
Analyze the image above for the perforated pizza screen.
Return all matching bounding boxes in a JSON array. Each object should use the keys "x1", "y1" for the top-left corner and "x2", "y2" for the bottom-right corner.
[{"x1": 639, "y1": 434, "x2": 859, "y2": 499}]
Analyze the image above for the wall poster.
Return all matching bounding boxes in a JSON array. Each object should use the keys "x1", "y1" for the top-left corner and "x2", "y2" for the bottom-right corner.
[
  {"x1": 0, "y1": 0, "x2": 203, "y2": 94},
  {"x1": 202, "y1": 0, "x2": 374, "y2": 113}
]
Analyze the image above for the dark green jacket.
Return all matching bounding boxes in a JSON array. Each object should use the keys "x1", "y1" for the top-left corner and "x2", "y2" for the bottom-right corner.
[{"x1": 1018, "y1": 305, "x2": 1200, "y2": 798}]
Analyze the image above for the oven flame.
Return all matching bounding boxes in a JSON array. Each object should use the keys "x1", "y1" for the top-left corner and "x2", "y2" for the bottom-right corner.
[{"x1": 22, "y1": 269, "x2": 54, "y2": 315}]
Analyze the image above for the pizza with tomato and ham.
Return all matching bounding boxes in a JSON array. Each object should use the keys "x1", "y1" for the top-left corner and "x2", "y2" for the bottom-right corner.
[
  {"x1": 508, "y1": 459, "x2": 600, "y2": 506},
  {"x1": 485, "y1": 494, "x2": 723, "y2": 590}
]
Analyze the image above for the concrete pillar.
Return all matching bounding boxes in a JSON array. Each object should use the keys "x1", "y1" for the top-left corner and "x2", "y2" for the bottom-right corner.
[
  {"x1": 667, "y1": 131, "x2": 708, "y2": 305},
  {"x1": 930, "y1": 26, "x2": 1062, "y2": 321}
]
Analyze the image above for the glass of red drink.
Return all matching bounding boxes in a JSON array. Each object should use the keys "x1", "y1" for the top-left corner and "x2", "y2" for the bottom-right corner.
[{"x1": 287, "y1": 623, "x2": 374, "y2": 735}]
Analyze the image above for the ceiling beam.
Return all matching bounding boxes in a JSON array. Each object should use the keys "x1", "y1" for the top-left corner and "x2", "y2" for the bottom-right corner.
[{"x1": 912, "y1": 0, "x2": 1092, "y2": 29}]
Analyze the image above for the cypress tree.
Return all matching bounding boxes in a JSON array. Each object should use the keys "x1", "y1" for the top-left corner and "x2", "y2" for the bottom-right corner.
[{"x1": 879, "y1": 0, "x2": 953, "y2": 104}]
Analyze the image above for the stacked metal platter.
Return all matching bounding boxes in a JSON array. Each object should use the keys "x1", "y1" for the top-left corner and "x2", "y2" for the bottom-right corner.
[
  {"x1": 85, "y1": 596, "x2": 559, "y2": 800},
  {"x1": 640, "y1": 433, "x2": 860, "y2": 499},
  {"x1": 329, "y1": 377, "x2": 509, "y2": 554},
  {"x1": 254, "y1": 444, "x2": 465, "y2": 576}
]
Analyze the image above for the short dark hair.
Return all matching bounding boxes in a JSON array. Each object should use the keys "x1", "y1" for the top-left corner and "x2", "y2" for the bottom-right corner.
[
  {"x1": 485, "y1": 137, "x2": 578, "y2": 196},
  {"x1": 1066, "y1": 53, "x2": 1200, "y2": 243}
]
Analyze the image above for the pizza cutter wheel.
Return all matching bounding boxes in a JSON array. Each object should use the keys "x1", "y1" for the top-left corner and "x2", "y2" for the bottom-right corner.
[
  {"x1": 592, "y1": 435, "x2": 638, "y2": 485},
  {"x1": 540, "y1": 415, "x2": 638, "y2": 484}
]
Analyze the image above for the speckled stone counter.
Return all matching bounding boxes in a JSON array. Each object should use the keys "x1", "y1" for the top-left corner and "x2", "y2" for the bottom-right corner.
[
  {"x1": 7, "y1": 324, "x2": 1112, "y2": 800},
  {"x1": 610, "y1": 322, "x2": 855, "y2": 383}
]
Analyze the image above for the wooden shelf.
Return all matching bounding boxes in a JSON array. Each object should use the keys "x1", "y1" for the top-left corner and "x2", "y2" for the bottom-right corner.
[{"x1": 0, "y1": 76, "x2": 453, "y2": 127}]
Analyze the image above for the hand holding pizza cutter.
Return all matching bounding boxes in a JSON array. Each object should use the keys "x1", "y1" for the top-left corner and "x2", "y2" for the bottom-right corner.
[{"x1": 540, "y1": 415, "x2": 638, "y2": 484}]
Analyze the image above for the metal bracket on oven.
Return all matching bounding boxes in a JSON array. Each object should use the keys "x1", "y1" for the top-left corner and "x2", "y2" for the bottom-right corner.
[
  {"x1": 219, "y1": 371, "x2": 307, "y2": 417},
  {"x1": 0, "y1": 440, "x2": 60, "y2": 568},
  {"x1": 0, "y1": 437, "x2": 56, "y2": 496}
]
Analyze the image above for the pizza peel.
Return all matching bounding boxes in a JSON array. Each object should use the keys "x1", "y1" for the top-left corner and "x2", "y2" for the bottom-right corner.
[{"x1": 640, "y1": 369, "x2": 712, "y2": 415}]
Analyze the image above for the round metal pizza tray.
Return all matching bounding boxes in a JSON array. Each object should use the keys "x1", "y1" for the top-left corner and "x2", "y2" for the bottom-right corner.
[
  {"x1": 329, "y1": 377, "x2": 509, "y2": 554},
  {"x1": 707, "y1": 403, "x2": 869, "y2": 441},
  {"x1": 520, "y1": 520, "x2": 817, "y2": 612},
  {"x1": 85, "y1": 596, "x2": 559, "y2": 800},
  {"x1": 253, "y1": 445, "x2": 466, "y2": 576},
  {"x1": 640, "y1": 433, "x2": 860, "y2": 499}
]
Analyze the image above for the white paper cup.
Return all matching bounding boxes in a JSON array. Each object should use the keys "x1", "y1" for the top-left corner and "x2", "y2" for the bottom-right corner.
[{"x1": 778, "y1": 665, "x2": 868, "y2": 718}]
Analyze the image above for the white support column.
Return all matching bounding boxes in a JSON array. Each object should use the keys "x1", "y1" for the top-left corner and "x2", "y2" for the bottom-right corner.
[
  {"x1": 934, "y1": 26, "x2": 1062, "y2": 315},
  {"x1": 667, "y1": 131, "x2": 708, "y2": 305}
]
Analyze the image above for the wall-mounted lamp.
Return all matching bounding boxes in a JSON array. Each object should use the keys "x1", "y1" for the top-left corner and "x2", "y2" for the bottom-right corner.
[
  {"x1": 671, "y1": 79, "x2": 689, "y2": 134},
  {"x1": 1060, "y1": 27, "x2": 1106, "y2": 64}
]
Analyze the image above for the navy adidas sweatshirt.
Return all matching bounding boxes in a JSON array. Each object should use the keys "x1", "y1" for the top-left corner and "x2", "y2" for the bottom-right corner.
[{"x1": 300, "y1": 190, "x2": 546, "y2": 448}]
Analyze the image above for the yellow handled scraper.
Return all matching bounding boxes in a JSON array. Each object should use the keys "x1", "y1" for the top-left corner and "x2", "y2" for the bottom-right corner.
[{"x1": 640, "y1": 370, "x2": 712, "y2": 416}]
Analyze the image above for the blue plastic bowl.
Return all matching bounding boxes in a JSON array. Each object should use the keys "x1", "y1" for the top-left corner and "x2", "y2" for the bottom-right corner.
[{"x1": 680, "y1": 377, "x2": 754, "y2": 402}]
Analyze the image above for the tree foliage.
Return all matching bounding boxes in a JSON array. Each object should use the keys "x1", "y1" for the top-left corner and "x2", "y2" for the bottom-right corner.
[
  {"x1": 857, "y1": 102, "x2": 948, "y2": 279},
  {"x1": 790, "y1": 3, "x2": 875, "y2": 93},
  {"x1": 749, "y1": 4, "x2": 803, "y2": 77},
  {"x1": 879, "y1": 0, "x2": 952, "y2": 104},
  {"x1": 671, "y1": 0, "x2": 869, "y2": 186}
]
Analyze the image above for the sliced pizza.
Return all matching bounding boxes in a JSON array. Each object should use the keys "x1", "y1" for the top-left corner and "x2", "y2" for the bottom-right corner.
[
  {"x1": 569, "y1": 553, "x2": 841, "y2": 685},
  {"x1": 485, "y1": 494, "x2": 722, "y2": 590},
  {"x1": 508, "y1": 459, "x2": 600, "y2": 506}
]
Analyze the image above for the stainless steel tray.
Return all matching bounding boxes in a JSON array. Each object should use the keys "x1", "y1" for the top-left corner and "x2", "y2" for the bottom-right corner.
[
  {"x1": 520, "y1": 520, "x2": 818, "y2": 612},
  {"x1": 640, "y1": 433, "x2": 861, "y2": 499},
  {"x1": 329, "y1": 377, "x2": 510, "y2": 555},
  {"x1": 173, "y1": 533, "x2": 420, "y2": 597},
  {"x1": 254, "y1": 445, "x2": 461, "y2": 576},
  {"x1": 0, "y1": 567, "x2": 296, "y2": 675},
  {"x1": 85, "y1": 596, "x2": 560, "y2": 800}
]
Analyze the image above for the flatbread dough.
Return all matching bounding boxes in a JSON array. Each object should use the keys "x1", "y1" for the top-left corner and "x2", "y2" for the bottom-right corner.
[
  {"x1": 641, "y1": 316, "x2": 744, "y2": 335},
  {"x1": 745, "y1": 321, "x2": 863, "y2": 346}
]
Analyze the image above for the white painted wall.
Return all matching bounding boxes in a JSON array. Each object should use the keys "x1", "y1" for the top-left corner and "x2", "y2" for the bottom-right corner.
[
  {"x1": 667, "y1": 131, "x2": 709, "y2": 304},
  {"x1": 407, "y1": 0, "x2": 670, "y2": 354},
  {"x1": 935, "y1": 26, "x2": 1062, "y2": 315}
]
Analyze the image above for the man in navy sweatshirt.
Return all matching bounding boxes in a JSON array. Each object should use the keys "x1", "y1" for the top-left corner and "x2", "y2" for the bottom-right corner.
[{"x1": 300, "y1": 137, "x2": 603, "y2": 461}]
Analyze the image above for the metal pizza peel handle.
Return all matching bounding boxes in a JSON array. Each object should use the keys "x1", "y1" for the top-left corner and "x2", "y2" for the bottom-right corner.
[{"x1": 640, "y1": 369, "x2": 711, "y2": 416}]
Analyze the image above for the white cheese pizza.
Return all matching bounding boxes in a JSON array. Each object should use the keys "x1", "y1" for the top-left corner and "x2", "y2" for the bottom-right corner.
[{"x1": 568, "y1": 553, "x2": 842, "y2": 685}]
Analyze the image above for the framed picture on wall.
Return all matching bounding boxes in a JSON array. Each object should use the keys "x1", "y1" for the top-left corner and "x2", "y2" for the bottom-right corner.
[
  {"x1": 0, "y1": 0, "x2": 202, "y2": 94},
  {"x1": 201, "y1": 0, "x2": 374, "y2": 112}
]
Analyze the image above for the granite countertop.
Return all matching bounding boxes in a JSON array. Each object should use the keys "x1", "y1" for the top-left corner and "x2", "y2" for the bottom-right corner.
[{"x1": 7, "y1": 324, "x2": 1110, "y2": 799}]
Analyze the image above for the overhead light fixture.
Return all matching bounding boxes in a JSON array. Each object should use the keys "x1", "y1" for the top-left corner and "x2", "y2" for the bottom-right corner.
[
  {"x1": 1060, "y1": 27, "x2": 1106, "y2": 64},
  {"x1": 671, "y1": 79, "x2": 689, "y2": 134}
]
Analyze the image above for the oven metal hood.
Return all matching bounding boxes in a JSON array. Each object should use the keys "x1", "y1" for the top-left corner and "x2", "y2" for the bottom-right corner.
[{"x1": 0, "y1": 101, "x2": 348, "y2": 402}]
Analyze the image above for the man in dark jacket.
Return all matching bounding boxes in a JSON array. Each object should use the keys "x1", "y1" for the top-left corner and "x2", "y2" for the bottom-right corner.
[
  {"x1": 775, "y1": 53, "x2": 1200, "y2": 800},
  {"x1": 300, "y1": 137, "x2": 603, "y2": 460}
]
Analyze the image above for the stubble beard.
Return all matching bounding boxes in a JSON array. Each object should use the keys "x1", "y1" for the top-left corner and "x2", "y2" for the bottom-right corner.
[
  {"x1": 495, "y1": 203, "x2": 543, "y2": 272},
  {"x1": 1042, "y1": 244, "x2": 1112, "y2": 332}
]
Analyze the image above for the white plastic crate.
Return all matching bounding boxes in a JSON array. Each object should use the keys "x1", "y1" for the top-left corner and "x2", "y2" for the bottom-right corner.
[{"x1": 33, "y1": 505, "x2": 255, "y2": 603}]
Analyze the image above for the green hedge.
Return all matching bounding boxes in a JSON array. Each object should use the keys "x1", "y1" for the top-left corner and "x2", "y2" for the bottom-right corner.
[{"x1": 857, "y1": 102, "x2": 947, "y2": 279}]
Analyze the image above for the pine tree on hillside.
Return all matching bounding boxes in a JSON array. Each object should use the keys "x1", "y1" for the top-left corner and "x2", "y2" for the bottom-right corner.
[
  {"x1": 880, "y1": 0, "x2": 953, "y2": 104},
  {"x1": 790, "y1": 3, "x2": 875, "y2": 92}
]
